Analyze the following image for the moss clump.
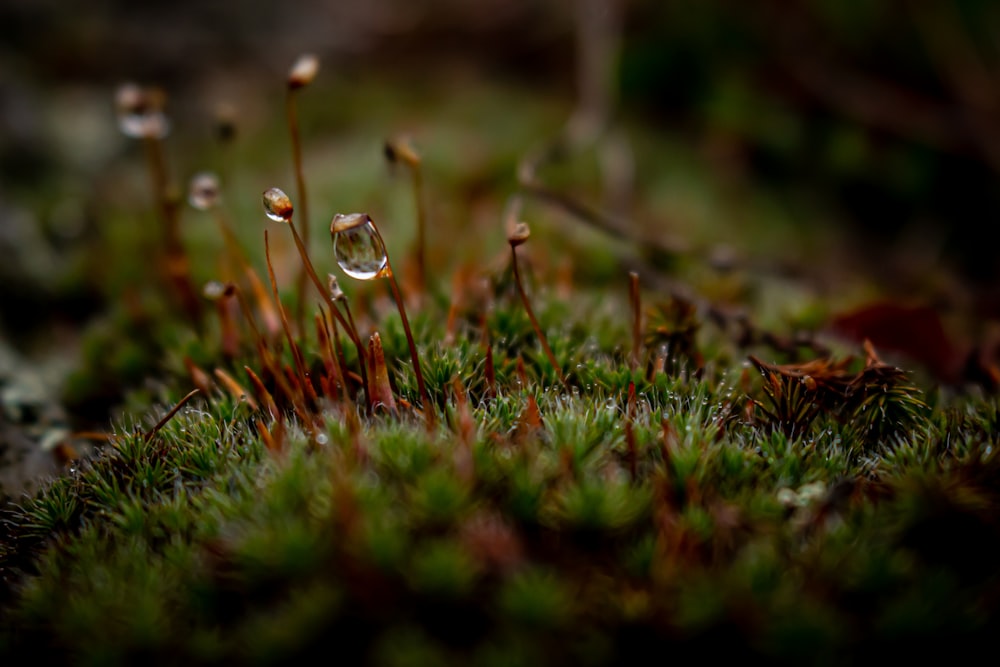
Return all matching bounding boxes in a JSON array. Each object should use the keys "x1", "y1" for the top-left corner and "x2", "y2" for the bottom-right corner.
[{"x1": 2, "y1": 59, "x2": 999, "y2": 667}]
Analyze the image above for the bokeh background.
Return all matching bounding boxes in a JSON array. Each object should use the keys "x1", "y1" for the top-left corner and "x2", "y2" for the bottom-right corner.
[{"x1": 3, "y1": 0, "x2": 1000, "y2": 360}]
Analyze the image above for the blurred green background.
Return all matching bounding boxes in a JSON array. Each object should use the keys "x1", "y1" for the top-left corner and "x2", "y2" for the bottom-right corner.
[{"x1": 3, "y1": 0, "x2": 1000, "y2": 342}]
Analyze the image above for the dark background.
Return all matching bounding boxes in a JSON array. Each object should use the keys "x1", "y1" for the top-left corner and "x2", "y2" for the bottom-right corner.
[{"x1": 3, "y1": 0, "x2": 1000, "y2": 319}]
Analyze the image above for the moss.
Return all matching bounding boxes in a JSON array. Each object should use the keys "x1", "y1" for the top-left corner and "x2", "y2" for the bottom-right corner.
[{"x1": 2, "y1": 62, "x2": 999, "y2": 667}]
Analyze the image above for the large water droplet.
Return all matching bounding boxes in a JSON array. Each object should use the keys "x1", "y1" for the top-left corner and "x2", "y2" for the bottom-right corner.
[
  {"x1": 330, "y1": 213, "x2": 390, "y2": 280},
  {"x1": 189, "y1": 172, "x2": 220, "y2": 211},
  {"x1": 262, "y1": 187, "x2": 293, "y2": 222}
]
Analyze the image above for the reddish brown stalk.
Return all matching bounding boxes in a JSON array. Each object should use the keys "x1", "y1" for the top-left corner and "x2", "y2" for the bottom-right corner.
[
  {"x1": 314, "y1": 313, "x2": 342, "y2": 391},
  {"x1": 285, "y1": 219, "x2": 371, "y2": 410},
  {"x1": 321, "y1": 303, "x2": 352, "y2": 396},
  {"x1": 264, "y1": 230, "x2": 312, "y2": 408},
  {"x1": 143, "y1": 135, "x2": 202, "y2": 329},
  {"x1": 384, "y1": 267, "x2": 434, "y2": 426},
  {"x1": 214, "y1": 207, "x2": 281, "y2": 339},
  {"x1": 213, "y1": 294, "x2": 240, "y2": 359},
  {"x1": 228, "y1": 283, "x2": 292, "y2": 398},
  {"x1": 413, "y1": 161, "x2": 427, "y2": 296},
  {"x1": 509, "y1": 243, "x2": 567, "y2": 387},
  {"x1": 144, "y1": 389, "x2": 200, "y2": 443},
  {"x1": 222, "y1": 282, "x2": 300, "y2": 414},
  {"x1": 480, "y1": 314, "x2": 496, "y2": 399},
  {"x1": 256, "y1": 414, "x2": 286, "y2": 454},
  {"x1": 385, "y1": 138, "x2": 428, "y2": 297},
  {"x1": 244, "y1": 365, "x2": 279, "y2": 419},
  {"x1": 629, "y1": 271, "x2": 642, "y2": 373},
  {"x1": 287, "y1": 88, "x2": 309, "y2": 337}
]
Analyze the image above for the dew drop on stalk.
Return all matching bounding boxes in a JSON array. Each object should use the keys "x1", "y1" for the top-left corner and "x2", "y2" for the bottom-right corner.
[
  {"x1": 202, "y1": 280, "x2": 226, "y2": 300},
  {"x1": 327, "y1": 273, "x2": 345, "y2": 301},
  {"x1": 188, "y1": 172, "x2": 221, "y2": 211},
  {"x1": 288, "y1": 53, "x2": 319, "y2": 89},
  {"x1": 262, "y1": 187, "x2": 293, "y2": 223},
  {"x1": 115, "y1": 82, "x2": 170, "y2": 139},
  {"x1": 330, "y1": 213, "x2": 390, "y2": 280}
]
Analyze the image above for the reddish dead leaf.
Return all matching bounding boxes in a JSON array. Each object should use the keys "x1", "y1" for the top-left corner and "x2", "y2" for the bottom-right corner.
[{"x1": 829, "y1": 301, "x2": 965, "y2": 383}]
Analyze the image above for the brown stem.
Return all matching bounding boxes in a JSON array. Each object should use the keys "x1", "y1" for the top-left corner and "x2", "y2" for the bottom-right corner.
[
  {"x1": 144, "y1": 389, "x2": 200, "y2": 443},
  {"x1": 287, "y1": 90, "x2": 309, "y2": 338},
  {"x1": 143, "y1": 135, "x2": 202, "y2": 328},
  {"x1": 287, "y1": 219, "x2": 371, "y2": 410},
  {"x1": 385, "y1": 263, "x2": 433, "y2": 425},
  {"x1": 211, "y1": 206, "x2": 281, "y2": 339},
  {"x1": 510, "y1": 243, "x2": 567, "y2": 387},
  {"x1": 264, "y1": 230, "x2": 312, "y2": 408},
  {"x1": 629, "y1": 271, "x2": 641, "y2": 372},
  {"x1": 411, "y1": 162, "x2": 427, "y2": 294}
]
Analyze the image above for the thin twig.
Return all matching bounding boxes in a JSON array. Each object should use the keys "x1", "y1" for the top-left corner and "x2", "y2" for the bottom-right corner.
[
  {"x1": 510, "y1": 242, "x2": 567, "y2": 388},
  {"x1": 144, "y1": 389, "x2": 200, "y2": 443}
]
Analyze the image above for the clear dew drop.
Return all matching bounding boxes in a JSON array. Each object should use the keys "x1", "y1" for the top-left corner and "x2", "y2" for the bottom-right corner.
[
  {"x1": 331, "y1": 213, "x2": 390, "y2": 280},
  {"x1": 115, "y1": 83, "x2": 170, "y2": 140},
  {"x1": 189, "y1": 172, "x2": 221, "y2": 211},
  {"x1": 202, "y1": 280, "x2": 226, "y2": 300},
  {"x1": 262, "y1": 187, "x2": 293, "y2": 222}
]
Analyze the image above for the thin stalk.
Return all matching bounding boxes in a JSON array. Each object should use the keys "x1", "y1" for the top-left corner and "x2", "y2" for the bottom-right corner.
[
  {"x1": 143, "y1": 135, "x2": 202, "y2": 328},
  {"x1": 287, "y1": 89, "x2": 309, "y2": 337},
  {"x1": 214, "y1": 208, "x2": 282, "y2": 339},
  {"x1": 510, "y1": 243, "x2": 567, "y2": 388},
  {"x1": 264, "y1": 230, "x2": 313, "y2": 409},
  {"x1": 384, "y1": 261, "x2": 433, "y2": 425},
  {"x1": 629, "y1": 271, "x2": 641, "y2": 372},
  {"x1": 286, "y1": 219, "x2": 371, "y2": 411},
  {"x1": 228, "y1": 283, "x2": 298, "y2": 408},
  {"x1": 144, "y1": 389, "x2": 200, "y2": 443},
  {"x1": 411, "y1": 161, "x2": 427, "y2": 295}
]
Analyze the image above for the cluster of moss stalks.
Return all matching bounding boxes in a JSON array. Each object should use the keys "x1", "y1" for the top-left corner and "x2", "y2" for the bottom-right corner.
[{"x1": 2, "y1": 61, "x2": 1000, "y2": 667}]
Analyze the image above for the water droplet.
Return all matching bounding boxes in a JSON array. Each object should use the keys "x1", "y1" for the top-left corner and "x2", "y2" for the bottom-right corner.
[
  {"x1": 288, "y1": 53, "x2": 319, "y2": 89},
  {"x1": 115, "y1": 83, "x2": 170, "y2": 139},
  {"x1": 189, "y1": 172, "x2": 221, "y2": 211},
  {"x1": 327, "y1": 273, "x2": 345, "y2": 301},
  {"x1": 263, "y1": 187, "x2": 293, "y2": 222},
  {"x1": 315, "y1": 432, "x2": 329, "y2": 445},
  {"x1": 202, "y1": 280, "x2": 226, "y2": 300},
  {"x1": 507, "y1": 221, "x2": 531, "y2": 246},
  {"x1": 330, "y1": 213, "x2": 390, "y2": 280}
]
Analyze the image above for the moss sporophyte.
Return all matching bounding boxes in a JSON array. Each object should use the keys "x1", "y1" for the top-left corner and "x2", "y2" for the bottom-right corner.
[
  {"x1": 331, "y1": 212, "x2": 433, "y2": 427},
  {"x1": 7, "y1": 28, "x2": 998, "y2": 664}
]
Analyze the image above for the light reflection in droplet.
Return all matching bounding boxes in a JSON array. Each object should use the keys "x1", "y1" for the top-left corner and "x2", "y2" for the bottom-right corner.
[
  {"x1": 330, "y1": 213, "x2": 390, "y2": 280},
  {"x1": 262, "y1": 187, "x2": 293, "y2": 223}
]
